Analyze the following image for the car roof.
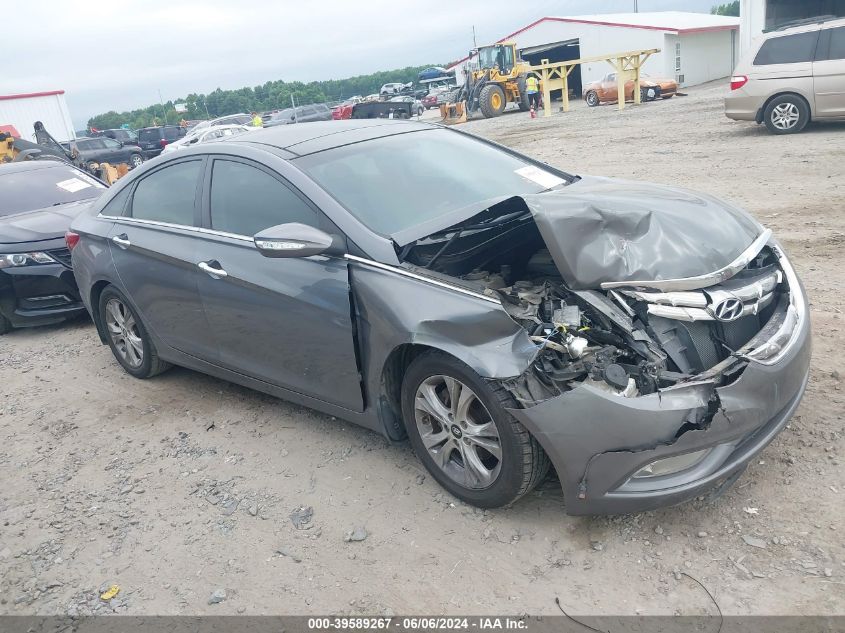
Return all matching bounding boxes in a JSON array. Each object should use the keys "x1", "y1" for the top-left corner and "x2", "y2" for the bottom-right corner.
[
  {"x1": 771, "y1": 15, "x2": 845, "y2": 33},
  {"x1": 0, "y1": 160, "x2": 72, "y2": 175},
  {"x1": 231, "y1": 119, "x2": 432, "y2": 156}
]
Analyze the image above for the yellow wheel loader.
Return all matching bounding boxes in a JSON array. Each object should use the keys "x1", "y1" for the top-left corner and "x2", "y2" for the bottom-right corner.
[{"x1": 440, "y1": 41, "x2": 537, "y2": 124}]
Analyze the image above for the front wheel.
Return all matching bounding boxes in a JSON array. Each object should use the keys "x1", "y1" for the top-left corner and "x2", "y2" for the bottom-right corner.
[
  {"x1": 585, "y1": 90, "x2": 600, "y2": 107},
  {"x1": 764, "y1": 94, "x2": 809, "y2": 134},
  {"x1": 401, "y1": 351, "x2": 549, "y2": 508},
  {"x1": 99, "y1": 286, "x2": 171, "y2": 379},
  {"x1": 479, "y1": 84, "x2": 507, "y2": 118}
]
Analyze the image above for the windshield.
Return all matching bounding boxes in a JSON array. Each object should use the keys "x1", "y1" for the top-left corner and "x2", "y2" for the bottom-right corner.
[
  {"x1": 0, "y1": 164, "x2": 105, "y2": 217},
  {"x1": 477, "y1": 45, "x2": 513, "y2": 71},
  {"x1": 297, "y1": 129, "x2": 566, "y2": 236}
]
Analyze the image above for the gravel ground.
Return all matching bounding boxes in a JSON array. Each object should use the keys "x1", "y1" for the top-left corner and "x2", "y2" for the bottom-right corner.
[{"x1": 1, "y1": 82, "x2": 844, "y2": 617}]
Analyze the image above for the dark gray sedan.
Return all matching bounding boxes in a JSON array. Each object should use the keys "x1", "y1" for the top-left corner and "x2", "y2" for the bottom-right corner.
[{"x1": 68, "y1": 120, "x2": 810, "y2": 514}]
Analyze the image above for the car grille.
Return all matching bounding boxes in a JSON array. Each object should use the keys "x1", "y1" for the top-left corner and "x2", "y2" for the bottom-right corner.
[
  {"x1": 626, "y1": 252, "x2": 787, "y2": 373},
  {"x1": 47, "y1": 247, "x2": 73, "y2": 269}
]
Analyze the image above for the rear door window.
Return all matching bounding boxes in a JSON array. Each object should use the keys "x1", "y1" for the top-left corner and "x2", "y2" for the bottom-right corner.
[
  {"x1": 817, "y1": 26, "x2": 845, "y2": 61},
  {"x1": 209, "y1": 159, "x2": 319, "y2": 236},
  {"x1": 754, "y1": 31, "x2": 819, "y2": 65},
  {"x1": 130, "y1": 160, "x2": 202, "y2": 226}
]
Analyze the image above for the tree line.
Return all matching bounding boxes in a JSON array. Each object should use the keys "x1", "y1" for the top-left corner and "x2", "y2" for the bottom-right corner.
[
  {"x1": 710, "y1": 1, "x2": 739, "y2": 16},
  {"x1": 88, "y1": 64, "x2": 438, "y2": 130}
]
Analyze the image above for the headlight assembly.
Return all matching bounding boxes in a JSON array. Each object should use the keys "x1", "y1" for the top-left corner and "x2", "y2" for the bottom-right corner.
[{"x1": 0, "y1": 252, "x2": 57, "y2": 269}]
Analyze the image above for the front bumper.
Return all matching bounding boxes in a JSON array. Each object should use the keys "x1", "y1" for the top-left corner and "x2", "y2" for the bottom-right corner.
[
  {"x1": 509, "y1": 279, "x2": 812, "y2": 516},
  {"x1": 0, "y1": 263, "x2": 85, "y2": 328}
]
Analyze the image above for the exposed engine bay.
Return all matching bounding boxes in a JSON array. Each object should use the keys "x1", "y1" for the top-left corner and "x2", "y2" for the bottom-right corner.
[{"x1": 398, "y1": 197, "x2": 789, "y2": 407}]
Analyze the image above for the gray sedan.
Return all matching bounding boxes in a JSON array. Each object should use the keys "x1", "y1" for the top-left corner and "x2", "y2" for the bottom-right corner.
[{"x1": 67, "y1": 120, "x2": 810, "y2": 514}]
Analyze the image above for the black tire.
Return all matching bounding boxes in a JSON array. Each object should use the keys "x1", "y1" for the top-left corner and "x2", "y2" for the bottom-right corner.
[
  {"x1": 401, "y1": 350, "x2": 549, "y2": 508},
  {"x1": 0, "y1": 313, "x2": 11, "y2": 335},
  {"x1": 763, "y1": 94, "x2": 810, "y2": 134},
  {"x1": 517, "y1": 76, "x2": 530, "y2": 112},
  {"x1": 585, "y1": 90, "x2": 600, "y2": 107},
  {"x1": 129, "y1": 153, "x2": 143, "y2": 169},
  {"x1": 479, "y1": 84, "x2": 507, "y2": 118},
  {"x1": 98, "y1": 285, "x2": 171, "y2": 379}
]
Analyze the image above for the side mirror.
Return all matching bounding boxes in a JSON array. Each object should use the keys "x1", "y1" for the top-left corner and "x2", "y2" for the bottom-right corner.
[{"x1": 254, "y1": 223, "x2": 345, "y2": 258}]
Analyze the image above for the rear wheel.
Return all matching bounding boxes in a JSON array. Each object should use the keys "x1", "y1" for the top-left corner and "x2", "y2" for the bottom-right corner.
[
  {"x1": 401, "y1": 350, "x2": 549, "y2": 508},
  {"x1": 99, "y1": 286, "x2": 171, "y2": 379},
  {"x1": 129, "y1": 153, "x2": 143, "y2": 168},
  {"x1": 585, "y1": 90, "x2": 600, "y2": 107},
  {"x1": 517, "y1": 76, "x2": 530, "y2": 112},
  {"x1": 479, "y1": 84, "x2": 507, "y2": 118},
  {"x1": 0, "y1": 313, "x2": 11, "y2": 335},
  {"x1": 764, "y1": 94, "x2": 809, "y2": 134}
]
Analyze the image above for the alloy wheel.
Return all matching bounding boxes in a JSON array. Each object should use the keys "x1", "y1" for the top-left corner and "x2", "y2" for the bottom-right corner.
[
  {"x1": 413, "y1": 375, "x2": 502, "y2": 489},
  {"x1": 771, "y1": 102, "x2": 800, "y2": 130},
  {"x1": 131, "y1": 154, "x2": 143, "y2": 168},
  {"x1": 105, "y1": 297, "x2": 144, "y2": 368}
]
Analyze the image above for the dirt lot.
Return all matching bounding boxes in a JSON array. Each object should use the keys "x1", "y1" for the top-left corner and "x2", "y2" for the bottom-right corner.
[{"x1": 1, "y1": 82, "x2": 844, "y2": 617}]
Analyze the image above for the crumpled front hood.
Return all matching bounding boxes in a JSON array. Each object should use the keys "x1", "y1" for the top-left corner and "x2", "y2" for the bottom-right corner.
[
  {"x1": 525, "y1": 175, "x2": 763, "y2": 290},
  {"x1": 0, "y1": 199, "x2": 94, "y2": 247}
]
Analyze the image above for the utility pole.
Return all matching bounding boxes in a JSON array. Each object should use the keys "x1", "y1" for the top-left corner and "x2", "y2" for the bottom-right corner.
[
  {"x1": 634, "y1": 0, "x2": 638, "y2": 12},
  {"x1": 290, "y1": 93, "x2": 298, "y2": 123},
  {"x1": 472, "y1": 25, "x2": 477, "y2": 47},
  {"x1": 157, "y1": 89, "x2": 168, "y2": 124}
]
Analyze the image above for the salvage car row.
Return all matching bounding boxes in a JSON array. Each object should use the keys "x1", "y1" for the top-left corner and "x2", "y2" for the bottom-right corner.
[{"x1": 1, "y1": 119, "x2": 811, "y2": 515}]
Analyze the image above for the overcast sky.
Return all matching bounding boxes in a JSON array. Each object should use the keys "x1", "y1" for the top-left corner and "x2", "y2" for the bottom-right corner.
[{"x1": 6, "y1": 0, "x2": 716, "y2": 127}]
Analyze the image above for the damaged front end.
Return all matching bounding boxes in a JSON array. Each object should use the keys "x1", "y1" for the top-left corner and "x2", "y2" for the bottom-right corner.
[{"x1": 396, "y1": 179, "x2": 811, "y2": 514}]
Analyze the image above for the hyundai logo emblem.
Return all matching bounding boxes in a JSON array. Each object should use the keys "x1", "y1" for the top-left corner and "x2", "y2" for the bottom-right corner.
[{"x1": 712, "y1": 297, "x2": 743, "y2": 322}]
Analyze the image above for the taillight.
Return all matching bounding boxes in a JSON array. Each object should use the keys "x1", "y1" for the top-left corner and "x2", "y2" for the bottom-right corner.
[
  {"x1": 65, "y1": 231, "x2": 80, "y2": 251},
  {"x1": 160, "y1": 139, "x2": 168, "y2": 147},
  {"x1": 730, "y1": 75, "x2": 748, "y2": 91}
]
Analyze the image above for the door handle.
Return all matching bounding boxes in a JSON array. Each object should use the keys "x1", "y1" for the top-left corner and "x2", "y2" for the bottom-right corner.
[
  {"x1": 198, "y1": 260, "x2": 228, "y2": 279},
  {"x1": 112, "y1": 234, "x2": 130, "y2": 249}
]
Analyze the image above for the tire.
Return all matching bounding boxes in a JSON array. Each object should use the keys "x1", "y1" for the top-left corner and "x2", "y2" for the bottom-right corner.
[
  {"x1": 517, "y1": 76, "x2": 530, "y2": 112},
  {"x1": 401, "y1": 350, "x2": 550, "y2": 508},
  {"x1": 99, "y1": 286, "x2": 171, "y2": 379},
  {"x1": 763, "y1": 94, "x2": 810, "y2": 134},
  {"x1": 87, "y1": 161, "x2": 99, "y2": 171},
  {"x1": 662, "y1": 93, "x2": 674, "y2": 99},
  {"x1": 585, "y1": 90, "x2": 600, "y2": 107},
  {"x1": 479, "y1": 84, "x2": 507, "y2": 118},
  {"x1": 129, "y1": 153, "x2": 143, "y2": 168},
  {"x1": 0, "y1": 313, "x2": 11, "y2": 335},
  {"x1": 639, "y1": 86, "x2": 660, "y2": 103}
]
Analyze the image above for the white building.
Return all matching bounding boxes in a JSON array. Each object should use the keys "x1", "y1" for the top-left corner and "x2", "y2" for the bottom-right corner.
[
  {"x1": 447, "y1": 12, "x2": 740, "y2": 96},
  {"x1": 739, "y1": 0, "x2": 845, "y2": 54},
  {"x1": 0, "y1": 90, "x2": 76, "y2": 143}
]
